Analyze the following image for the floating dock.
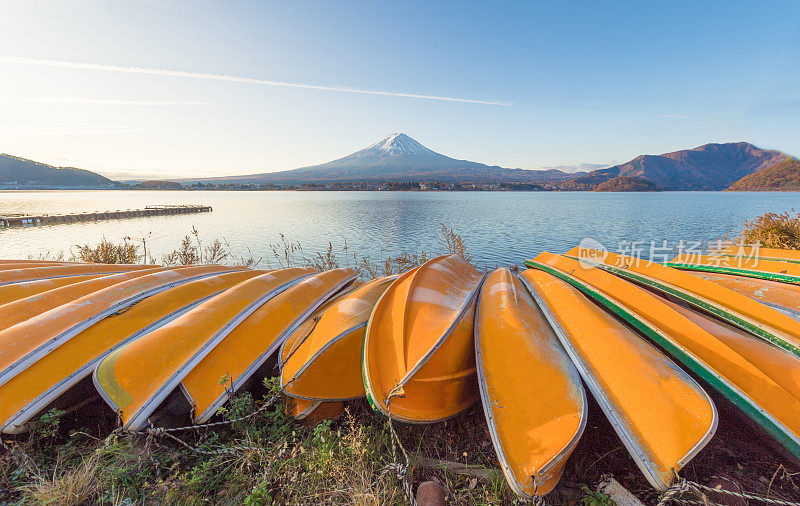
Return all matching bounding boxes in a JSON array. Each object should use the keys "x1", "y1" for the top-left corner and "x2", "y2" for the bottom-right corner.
[{"x1": 0, "y1": 205, "x2": 212, "y2": 227}]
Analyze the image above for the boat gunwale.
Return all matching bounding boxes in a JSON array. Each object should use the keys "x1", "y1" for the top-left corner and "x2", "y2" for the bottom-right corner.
[
  {"x1": 3, "y1": 288, "x2": 227, "y2": 434},
  {"x1": 121, "y1": 271, "x2": 315, "y2": 430},
  {"x1": 365, "y1": 262, "x2": 486, "y2": 423},
  {"x1": 719, "y1": 252, "x2": 800, "y2": 266},
  {"x1": 191, "y1": 272, "x2": 357, "y2": 423},
  {"x1": 677, "y1": 272, "x2": 800, "y2": 320},
  {"x1": 93, "y1": 368, "x2": 120, "y2": 415},
  {"x1": 665, "y1": 261, "x2": 800, "y2": 285},
  {"x1": 0, "y1": 270, "x2": 130, "y2": 287},
  {"x1": 524, "y1": 258, "x2": 800, "y2": 460},
  {"x1": 0, "y1": 264, "x2": 158, "y2": 287},
  {"x1": 519, "y1": 270, "x2": 716, "y2": 491},
  {"x1": 291, "y1": 399, "x2": 322, "y2": 420},
  {"x1": 278, "y1": 274, "x2": 399, "y2": 401},
  {"x1": 280, "y1": 321, "x2": 368, "y2": 402},
  {"x1": 0, "y1": 268, "x2": 241, "y2": 390},
  {"x1": 759, "y1": 302, "x2": 800, "y2": 321},
  {"x1": 474, "y1": 269, "x2": 587, "y2": 498}
]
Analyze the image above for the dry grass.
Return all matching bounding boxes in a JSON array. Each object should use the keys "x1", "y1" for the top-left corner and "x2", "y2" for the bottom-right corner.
[
  {"x1": 438, "y1": 223, "x2": 473, "y2": 263},
  {"x1": 263, "y1": 223, "x2": 468, "y2": 280},
  {"x1": 32, "y1": 227, "x2": 263, "y2": 267},
  {"x1": 161, "y1": 226, "x2": 255, "y2": 267},
  {"x1": 736, "y1": 210, "x2": 800, "y2": 249},
  {"x1": 2, "y1": 385, "x2": 413, "y2": 505},
  {"x1": 73, "y1": 237, "x2": 139, "y2": 264},
  {"x1": 22, "y1": 453, "x2": 101, "y2": 506},
  {"x1": 35, "y1": 223, "x2": 468, "y2": 278}
]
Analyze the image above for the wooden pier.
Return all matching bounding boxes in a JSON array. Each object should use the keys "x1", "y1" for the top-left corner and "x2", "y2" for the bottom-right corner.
[{"x1": 0, "y1": 204, "x2": 212, "y2": 227}]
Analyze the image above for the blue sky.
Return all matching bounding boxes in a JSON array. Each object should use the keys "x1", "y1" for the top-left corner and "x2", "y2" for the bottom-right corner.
[{"x1": 1, "y1": 1, "x2": 798, "y2": 177}]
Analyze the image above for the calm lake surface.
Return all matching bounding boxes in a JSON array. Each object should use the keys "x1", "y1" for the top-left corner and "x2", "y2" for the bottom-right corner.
[{"x1": 1, "y1": 190, "x2": 799, "y2": 267}]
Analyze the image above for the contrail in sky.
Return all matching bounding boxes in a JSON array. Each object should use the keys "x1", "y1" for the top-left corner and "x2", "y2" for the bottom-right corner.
[{"x1": 0, "y1": 55, "x2": 512, "y2": 106}]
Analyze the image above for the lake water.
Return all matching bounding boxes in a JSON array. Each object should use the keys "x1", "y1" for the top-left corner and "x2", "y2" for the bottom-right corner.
[{"x1": 1, "y1": 190, "x2": 798, "y2": 268}]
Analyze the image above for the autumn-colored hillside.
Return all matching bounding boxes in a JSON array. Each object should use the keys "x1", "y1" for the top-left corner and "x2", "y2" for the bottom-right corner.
[
  {"x1": 727, "y1": 158, "x2": 800, "y2": 191},
  {"x1": 594, "y1": 176, "x2": 661, "y2": 192}
]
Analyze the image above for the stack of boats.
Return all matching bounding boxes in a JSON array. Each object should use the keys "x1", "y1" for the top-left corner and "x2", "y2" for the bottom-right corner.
[{"x1": 0, "y1": 246, "x2": 799, "y2": 500}]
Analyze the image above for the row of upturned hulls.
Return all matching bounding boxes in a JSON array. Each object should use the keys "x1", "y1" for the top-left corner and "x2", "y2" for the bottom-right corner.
[{"x1": 0, "y1": 247, "x2": 799, "y2": 500}]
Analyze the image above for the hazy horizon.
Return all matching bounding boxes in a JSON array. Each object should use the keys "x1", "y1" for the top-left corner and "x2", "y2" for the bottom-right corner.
[{"x1": 1, "y1": 1, "x2": 799, "y2": 177}]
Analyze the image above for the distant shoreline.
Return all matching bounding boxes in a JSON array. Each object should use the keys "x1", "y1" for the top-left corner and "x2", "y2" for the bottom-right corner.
[{"x1": 3, "y1": 186, "x2": 800, "y2": 193}]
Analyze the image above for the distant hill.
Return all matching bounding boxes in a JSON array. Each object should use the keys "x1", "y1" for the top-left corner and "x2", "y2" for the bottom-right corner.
[
  {"x1": 594, "y1": 176, "x2": 661, "y2": 192},
  {"x1": 727, "y1": 157, "x2": 800, "y2": 191},
  {"x1": 180, "y1": 133, "x2": 581, "y2": 184},
  {"x1": 572, "y1": 173, "x2": 616, "y2": 187},
  {"x1": 0, "y1": 154, "x2": 116, "y2": 188},
  {"x1": 581, "y1": 142, "x2": 788, "y2": 191},
  {"x1": 539, "y1": 163, "x2": 608, "y2": 174}
]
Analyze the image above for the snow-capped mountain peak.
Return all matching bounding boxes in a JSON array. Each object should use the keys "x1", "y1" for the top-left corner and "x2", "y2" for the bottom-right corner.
[{"x1": 367, "y1": 133, "x2": 434, "y2": 157}]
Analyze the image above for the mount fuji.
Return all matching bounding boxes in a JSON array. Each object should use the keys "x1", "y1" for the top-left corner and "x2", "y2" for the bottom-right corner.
[{"x1": 183, "y1": 133, "x2": 581, "y2": 184}]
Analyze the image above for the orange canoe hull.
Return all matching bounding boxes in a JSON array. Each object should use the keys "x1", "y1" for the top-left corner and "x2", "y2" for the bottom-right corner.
[
  {"x1": 476, "y1": 268, "x2": 586, "y2": 497},
  {"x1": 363, "y1": 255, "x2": 484, "y2": 423}
]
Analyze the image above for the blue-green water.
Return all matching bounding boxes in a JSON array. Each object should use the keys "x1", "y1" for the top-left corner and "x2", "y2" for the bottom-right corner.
[{"x1": 1, "y1": 190, "x2": 798, "y2": 267}]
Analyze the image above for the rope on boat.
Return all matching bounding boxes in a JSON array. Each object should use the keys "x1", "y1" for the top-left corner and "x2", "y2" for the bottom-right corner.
[
  {"x1": 126, "y1": 317, "x2": 323, "y2": 457},
  {"x1": 528, "y1": 470, "x2": 544, "y2": 504},
  {"x1": 381, "y1": 386, "x2": 418, "y2": 506},
  {"x1": 658, "y1": 477, "x2": 800, "y2": 506},
  {"x1": 657, "y1": 479, "x2": 713, "y2": 506},
  {"x1": 117, "y1": 384, "x2": 288, "y2": 457},
  {"x1": 279, "y1": 315, "x2": 321, "y2": 372}
]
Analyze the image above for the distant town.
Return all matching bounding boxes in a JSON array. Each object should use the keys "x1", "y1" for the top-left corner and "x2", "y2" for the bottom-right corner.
[{"x1": 126, "y1": 179, "x2": 594, "y2": 192}]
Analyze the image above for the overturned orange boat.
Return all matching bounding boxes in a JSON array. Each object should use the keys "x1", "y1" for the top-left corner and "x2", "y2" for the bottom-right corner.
[
  {"x1": 476, "y1": 268, "x2": 586, "y2": 497},
  {"x1": 363, "y1": 255, "x2": 485, "y2": 423}
]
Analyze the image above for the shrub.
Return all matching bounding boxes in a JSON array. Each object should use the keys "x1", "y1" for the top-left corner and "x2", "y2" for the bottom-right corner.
[
  {"x1": 73, "y1": 237, "x2": 139, "y2": 264},
  {"x1": 161, "y1": 226, "x2": 234, "y2": 266},
  {"x1": 737, "y1": 211, "x2": 800, "y2": 250}
]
